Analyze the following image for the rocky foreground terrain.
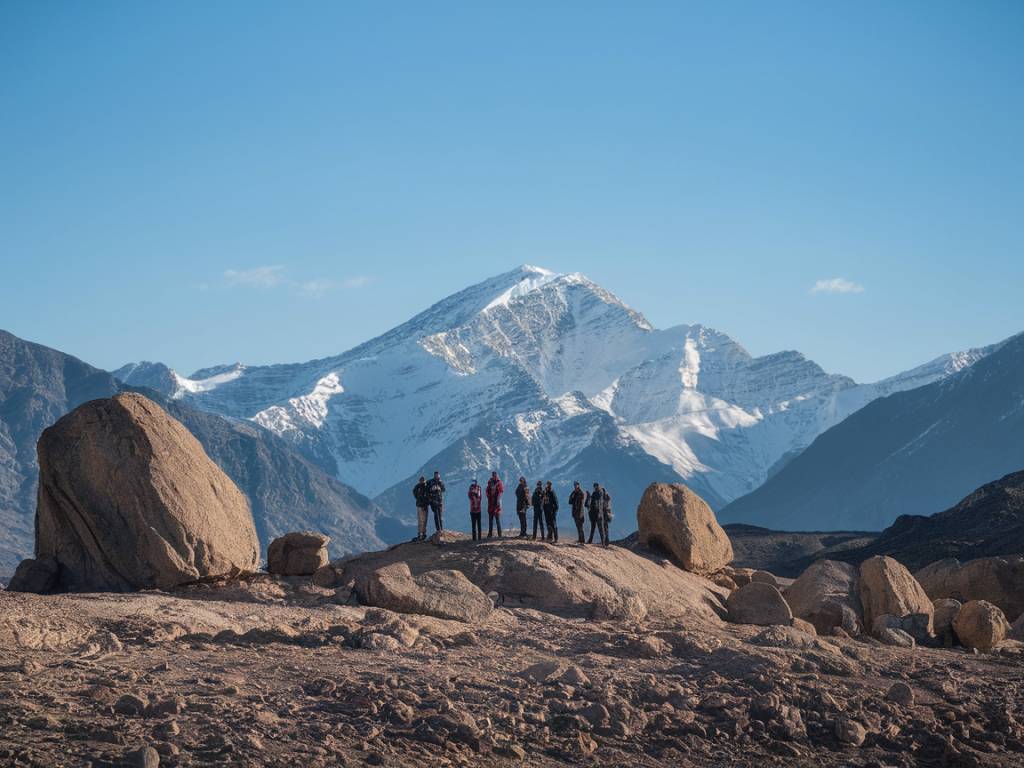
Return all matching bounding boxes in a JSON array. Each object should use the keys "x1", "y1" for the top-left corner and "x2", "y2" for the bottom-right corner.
[
  {"x1": 3, "y1": 540, "x2": 1024, "y2": 768},
  {"x1": 4, "y1": 392, "x2": 1024, "y2": 767}
]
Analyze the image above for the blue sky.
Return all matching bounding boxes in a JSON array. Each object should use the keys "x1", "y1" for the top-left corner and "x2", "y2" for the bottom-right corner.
[{"x1": 1, "y1": 1, "x2": 1022, "y2": 382}]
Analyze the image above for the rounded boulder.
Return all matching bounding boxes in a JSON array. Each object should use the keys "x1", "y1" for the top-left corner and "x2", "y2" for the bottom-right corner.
[{"x1": 636, "y1": 482, "x2": 733, "y2": 575}]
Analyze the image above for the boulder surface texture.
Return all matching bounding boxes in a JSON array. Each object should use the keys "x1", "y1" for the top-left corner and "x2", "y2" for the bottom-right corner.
[
  {"x1": 859, "y1": 556, "x2": 934, "y2": 637},
  {"x1": 356, "y1": 562, "x2": 494, "y2": 623},
  {"x1": 636, "y1": 483, "x2": 733, "y2": 575},
  {"x1": 727, "y1": 582, "x2": 793, "y2": 626},
  {"x1": 267, "y1": 532, "x2": 329, "y2": 576},
  {"x1": 953, "y1": 600, "x2": 1011, "y2": 651},
  {"x1": 784, "y1": 559, "x2": 863, "y2": 636},
  {"x1": 19, "y1": 393, "x2": 259, "y2": 592},
  {"x1": 915, "y1": 556, "x2": 1024, "y2": 623}
]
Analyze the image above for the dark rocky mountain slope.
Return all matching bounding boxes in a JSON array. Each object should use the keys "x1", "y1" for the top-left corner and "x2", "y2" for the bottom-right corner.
[
  {"x1": 0, "y1": 330, "x2": 383, "y2": 574},
  {"x1": 721, "y1": 331, "x2": 1024, "y2": 532}
]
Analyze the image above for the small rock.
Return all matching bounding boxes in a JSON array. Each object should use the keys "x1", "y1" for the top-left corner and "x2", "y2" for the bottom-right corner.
[
  {"x1": 114, "y1": 694, "x2": 149, "y2": 717},
  {"x1": 885, "y1": 682, "x2": 915, "y2": 707},
  {"x1": 125, "y1": 745, "x2": 160, "y2": 768},
  {"x1": 727, "y1": 582, "x2": 793, "y2": 626},
  {"x1": 835, "y1": 717, "x2": 867, "y2": 746}
]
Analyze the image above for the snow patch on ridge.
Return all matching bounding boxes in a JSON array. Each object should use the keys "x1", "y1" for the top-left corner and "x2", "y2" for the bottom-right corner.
[{"x1": 172, "y1": 365, "x2": 245, "y2": 398}]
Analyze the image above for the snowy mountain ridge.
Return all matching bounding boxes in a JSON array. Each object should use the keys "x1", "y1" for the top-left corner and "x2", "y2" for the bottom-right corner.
[{"x1": 117, "y1": 266, "x2": 997, "y2": 532}]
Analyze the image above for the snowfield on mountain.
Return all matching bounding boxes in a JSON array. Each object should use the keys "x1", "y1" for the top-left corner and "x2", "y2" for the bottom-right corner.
[{"x1": 119, "y1": 266, "x2": 992, "y2": 535}]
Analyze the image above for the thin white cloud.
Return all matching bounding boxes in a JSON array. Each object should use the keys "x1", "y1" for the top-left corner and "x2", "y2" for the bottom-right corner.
[
  {"x1": 810, "y1": 277, "x2": 864, "y2": 295},
  {"x1": 224, "y1": 265, "x2": 286, "y2": 288}
]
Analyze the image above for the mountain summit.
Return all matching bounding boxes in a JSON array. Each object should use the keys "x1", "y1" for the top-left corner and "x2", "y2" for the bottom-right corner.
[{"x1": 131, "y1": 266, "x2": 991, "y2": 535}]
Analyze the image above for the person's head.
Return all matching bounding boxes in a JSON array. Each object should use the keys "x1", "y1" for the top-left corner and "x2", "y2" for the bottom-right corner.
[
  {"x1": 573, "y1": 481, "x2": 580, "y2": 488},
  {"x1": 519, "y1": 476, "x2": 526, "y2": 484},
  {"x1": 536, "y1": 480, "x2": 542, "y2": 488},
  {"x1": 433, "y1": 471, "x2": 440, "y2": 479},
  {"x1": 545, "y1": 481, "x2": 552, "y2": 489},
  {"x1": 419, "y1": 476, "x2": 425, "y2": 483},
  {"x1": 593, "y1": 482, "x2": 600, "y2": 490},
  {"x1": 472, "y1": 479, "x2": 478, "y2": 486},
  {"x1": 491, "y1": 471, "x2": 498, "y2": 479}
]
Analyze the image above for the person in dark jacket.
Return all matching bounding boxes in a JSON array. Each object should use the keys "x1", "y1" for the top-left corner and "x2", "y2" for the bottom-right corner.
[
  {"x1": 426, "y1": 471, "x2": 446, "y2": 533},
  {"x1": 412, "y1": 476, "x2": 429, "y2": 541},
  {"x1": 598, "y1": 487, "x2": 610, "y2": 548},
  {"x1": 468, "y1": 480, "x2": 483, "y2": 540},
  {"x1": 568, "y1": 481, "x2": 587, "y2": 544},
  {"x1": 531, "y1": 481, "x2": 546, "y2": 540},
  {"x1": 514, "y1": 477, "x2": 530, "y2": 538},
  {"x1": 485, "y1": 471, "x2": 504, "y2": 538},
  {"x1": 543, "y1": 481, "x2": 559, "y2": 543},
  {"x1": 587, "y1": 483, "x2": 605, "y2": 545}
]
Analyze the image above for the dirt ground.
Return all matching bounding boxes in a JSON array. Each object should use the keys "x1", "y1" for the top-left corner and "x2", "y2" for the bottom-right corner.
[{"x1": 2, "y1": 568, "x2": 1024, "y2": 768}]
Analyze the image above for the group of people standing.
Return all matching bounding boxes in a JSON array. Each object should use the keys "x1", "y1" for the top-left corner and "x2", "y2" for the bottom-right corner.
[{"x1": 412, "y1": 471, "x2": 613, "y2": 547}]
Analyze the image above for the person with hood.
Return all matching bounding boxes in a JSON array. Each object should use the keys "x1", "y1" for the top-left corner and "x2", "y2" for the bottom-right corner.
[
  {"x1": 531, "y1": 480, "x2": 546, "y2": 540},
  {"x1": 568, "y1": 481, "x2": 587, "y2": 544},
  {"x1": 543, "y1": 480, "x2": 559, "y2": 543},
  {"x1": 426, "y1": 471, "x2": 446, "y2": 533},
  {"x1": 468, "y1": 480, "x2": 483, "y2": 540},
  {"x1": 485, "y1": 471, "x2": 504, "y2": 538},
  {"x1": 412, "y1": 476, "x2": 429, "y2": 541},
  {"x1": 514, "y1": 477, "x2": 530, "y2": 537},
  {"x1": 587, "y1": 483, "x2": 606, "y2": 545}
]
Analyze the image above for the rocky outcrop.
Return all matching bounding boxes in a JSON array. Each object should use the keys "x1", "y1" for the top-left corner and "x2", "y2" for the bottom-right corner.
[
  {"x1": 726, "y1": 582, "x2": 793, "y2": 626},
  {"x1": 7, "y1": 556, "x2": 59, "y2": 594},
  {"x1": 953, "y1": 600, "x2": 1011, "y2": 651},
  {"x1": 328, "y1": 537, "x2": 728, "y2": 622},
  {"x1": 267, "y1": 532, "x2": 329, "y2": 576},
  {"x1": 636, "y1": 483, "x2": 733, "y2": 575},
  {"x1": 356, "y1": 562, "x2": 493, "y2": 623},
  {"x1": 27, "y1": 393, "x2": 259, "y2": 592},
  {"x1": 783, "y1": 560, "x2": 863, "y2": 636},
  {"x1": 859, "y1": 556, "x2": 933, "y2": 638},
  {"x1": 914, "y1": 556, "x2": 1024, "y2": 622}
]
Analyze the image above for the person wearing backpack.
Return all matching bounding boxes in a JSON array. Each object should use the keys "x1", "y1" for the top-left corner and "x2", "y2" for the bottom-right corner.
[
  {"x1": 531, "y1": 480, "x2": 546, "y2": 540},
  {"x1": 468, "y1": 480, "x2": 483, "y2": 540},
  {"x1": 543, "y1": 481, "x2": 559, "y2": 543},
  {"x1": 411, "y1": 476, "x2": 430, "y2": 542},
  {"x1": 568, "y1": 481, "x2": 587, "y2": 544},
  {"x1": 426, "y1": 471, "x2": 446, "y2": 533},
  {"x1": 514, "y1": 477, "x2": 530, "y2": 537},
  {"x1": 485, "y1": 471, "x2": 504, "y2": 538}
]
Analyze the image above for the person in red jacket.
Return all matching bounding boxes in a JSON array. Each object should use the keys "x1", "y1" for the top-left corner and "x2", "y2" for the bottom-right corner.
[
  {"x1": 468, "y1": 480, "x2": 483, "y2": 540},
  {"x1": 485, "y1": 471, "x2": 504, "y2": 538}
]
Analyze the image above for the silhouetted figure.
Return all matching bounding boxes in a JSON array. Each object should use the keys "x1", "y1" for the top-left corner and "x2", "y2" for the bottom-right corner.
[
  {"x1": 412, "y1": 476, "x2": 429, "y2": 541},
  {"x1": 531, "y1": 481, "x2": 546, "y2": 540},
  {"x1": 486, "y1": 471, "x2": 504, "y2": 538},
  {"x1": 569, "y1": 481, "x2": 587, "y2": 544},
  {"x1": 543, "y1": 481, "x2": 559, "y2": 542},
  {"x1": 426, "y1": 471, "x2": 446, "y2": 533},
  {"x1": 468, "y1": 480, "x2": 482, "y2": 540},
  {"x1": 515, "y1": 477, "x2": 530, "y2": 537}
]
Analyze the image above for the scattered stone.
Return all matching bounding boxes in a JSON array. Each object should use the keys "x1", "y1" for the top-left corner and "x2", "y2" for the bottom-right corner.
[
  {"x1": 953, "y1": 600, "x2": 1011, "y2": 651},
  {"x1": 114, "y1": 694, "x2": 149, "y2": 717},
  {"x1": 629, "y1": 635, "x2": 672, "y2": 658},
  {"x1": 835, "y1": 717, "x2": 867, "y2": 746},
  {"x1": 791, "y1": 618, "x2": 817, "y2": 636},
  {"x1": 885, "y1": 682, "x2": 915, "y2": 707},
  {"x1": 915, "y1": 556, "x2": 1024, "y2": 621},
  {"x1": 750, "y1": 570, "x2": 778, "y2": 587},
  {"x1": 784, "y1": 559, "x2": 863, "y2": 635},
  {"x1": 859, "y1": 556, "x2": 934, "y2": 638},
  {"x1": 267, "y1": 532, "x2": 330, "y2": 576},
  {"x1": 635, "y1": 482, "x2": 733, "y2": 574},
  {"x1": 876, "y1": 627, "x2": 915, "y2": 648},
  {"x1": 357, "y1": 562, "x2": 493, "y2": 623},
  {"x1": 727, "y1": 582, "x2": 793, "y2": 626},
  {"x1": 125, "y1": 745, "x2": 160, "y2": 768}
]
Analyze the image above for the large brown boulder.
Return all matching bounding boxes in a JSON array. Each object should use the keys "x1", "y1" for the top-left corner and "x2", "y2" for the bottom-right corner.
[
  {"x1": 726, "y1": 582, "x2": 793, "y2": 626},
  {"x1": 914, "y1": 556, "x2": 1024, "y2": 622},
  {"x1": 267, "y1": 532, "x2": 329, "y2": 576},
  {"x1": 859, "y1": 556, "x2": 933, "y2": 638},
  {"x1": 953, "y1": 600, "x2": 1011, "y2": 651},
  {"x1": 356, "y1": 562, "x2": 493, "y2": 623},
  {"x1": 783, "y1": 560, "x2": 863, "y2": 636},
  {"x1": 636, "y1": 483, "x2": 733, "y2": 574},
  {"x1": 25, "y1": 393, "x2": 259, "y2": 592}
]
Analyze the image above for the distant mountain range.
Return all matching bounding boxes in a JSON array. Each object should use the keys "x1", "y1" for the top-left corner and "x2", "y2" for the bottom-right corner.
[
  {"x1": 108, "y1": 265, "x2": 994, "y2": 536},
  {"x1": 720, "y1": 331, "x2": 1024, "y2": 532},
  {"x1": 3, "y1": 267, "x2": 1016, "y2": 572},
  {"x1": 0, "y1": 330, "x2": 382, "y2": 575}
]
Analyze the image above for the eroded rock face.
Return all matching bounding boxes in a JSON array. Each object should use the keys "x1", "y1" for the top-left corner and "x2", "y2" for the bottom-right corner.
[
  {"x1": 859, "y1": 556, "x2": 933, "y2": 638},
  {"x1": 636, "y1": 483, "x2": 733, "y2": 575},
  {"x1": 356, "y1": 562, "x2": 493, "y2": 623},
  {"x1": 7, "y1": 557, "x2": 59, "y2": 594},
  {"x1": 29, "y1": 393, "x2": 259, "y2": 592},
  {"x1": 784, "y1": 560, "x2": 863, "y2": 636},
  {"x1": 267, "y1": 532, "x2": 329, "y2": 576},
  {"x1": 726, "y1": 582, "x2": 793, "y2": 626},
  {"x1": 953, "y1": 600, "x2": 1011, "y2": 651},
  {"x1": 915, "y1": 556, "x2": 1024, "y2": 622},
  {"x1": 933, "y1": 598, "x2": 962, "y2": 645}
]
